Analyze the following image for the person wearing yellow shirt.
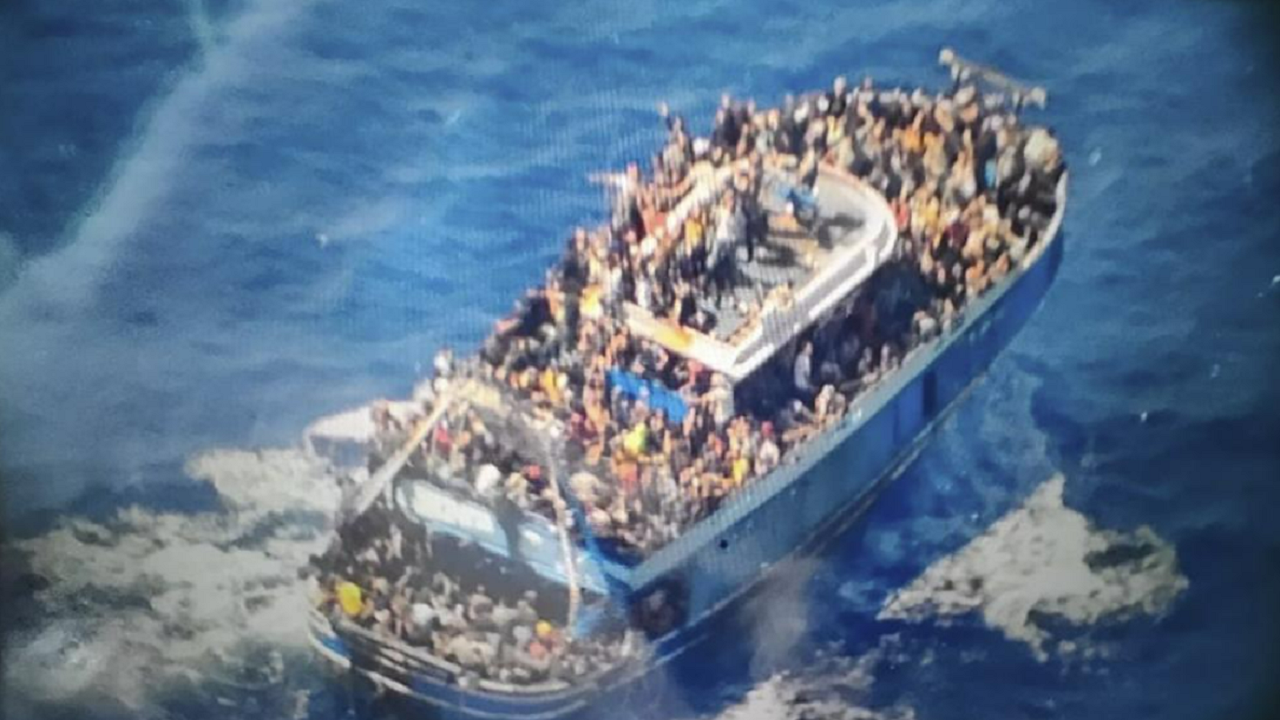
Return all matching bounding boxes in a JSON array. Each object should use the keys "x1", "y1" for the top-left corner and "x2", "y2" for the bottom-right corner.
[
  {"x1": 337, "y1": 580, "x2": 363, "y2": 618},
  {"x1": 623, "y1": 422, "x2": 648, "y2": 458},
  {"x1": 683, "y1": 216, "x2": 704, "y2": 249},
  {"x1": 580, "y1": 285, "x2": 603, "y2": 319},
  {"x1": 731, "y1": 455, "x2": 751, "y2": 487},
  {"x1": 540, "y1": 366, "x2": 562, "y2": 406}
]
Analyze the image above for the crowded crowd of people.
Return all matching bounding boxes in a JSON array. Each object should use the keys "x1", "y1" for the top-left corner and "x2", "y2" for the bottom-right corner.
[
  {"x1": 371, "y1": 75, "x2": 1064, "y2": 557},
  {"x1": 314, "y1": 73, "x2": 1064, "y2": 678},
  {"x1": 456, "y1": 74, "x2": 1063, "y2": 555},
  {"x1": 310, "y1": 498, "x2": 635, "y2": 686}
]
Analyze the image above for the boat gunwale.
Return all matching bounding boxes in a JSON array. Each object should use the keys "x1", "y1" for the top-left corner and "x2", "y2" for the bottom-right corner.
[{"x1": 312, "y1": 607, "x2": 645, "y2": 700}]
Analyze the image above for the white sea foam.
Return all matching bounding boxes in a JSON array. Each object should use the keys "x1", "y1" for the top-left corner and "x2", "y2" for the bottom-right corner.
[
  {"x1": 0, "y1": 232, "x2": 18, "y2": 291},
  {"x1": 0, "y1": 427, "x2": 925, "y2": 720},
  {"x1": 2, "y1": 448, "x2": 341, "y2": 716},
  {"x1": 715, "y1": 636, "x2": 915, "y2": 720},
  {"x1": 879, "y1": 474, "x2": 1188, "y2": 659},
  {"x1": 738, "y1": 558, "x2": 823, "y2": 678}
]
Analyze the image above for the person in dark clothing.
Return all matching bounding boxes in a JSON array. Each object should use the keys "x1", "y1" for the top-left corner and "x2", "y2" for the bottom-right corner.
[
  {"x1": 712, "y1": 108, "x2": 740, "y2": 152},
  {"x1": 481, "y1": 332, "x2": 512, "y2": 368},
  {"x1": 884, "y1": 168, "x2": 904, "y2": 204},
  {"x1": 492, "y1": 493, "x2": 525, "y2": 564},
  {"x1": 659, "y1": 100, "x2": 687, "y2": 136},
  {"x1": 676, "y1": 283, "x2": 698, "y2": 327},
  {"x1": 825, "y1": 76, "x2": 849, "y2": 118},
  {"x1": 514, "y1": 290, "x2": 552, "y2": 337},
  {"x1": 745, "y1": 201, "x2": 766, "y2": 262},
  {"x1": 560, "y1": 229, "x2": 588, "y2": 293},
  {"x1": 720, "y1": 93, "x2": 742, "y2": 148},
  {"x1": 735, "y1": 98, "x2": 752, "y2": 134},
  {"x1": 975, "y1": 127, "x2": 999, "y2": 193},
  {"x1": 676, "y1": 245, "x2": 696, "y2": 282},
  {"x1": 710, "y1": 254, "x2": 734, "y2": 309},
  {"x1": 779, "y1": 398, "x2": 816, "y2": 436}
]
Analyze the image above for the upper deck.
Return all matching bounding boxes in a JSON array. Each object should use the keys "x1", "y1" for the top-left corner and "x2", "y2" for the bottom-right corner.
[{"x1": 623, "y1": 165, "x2": 898, "y2": 383}]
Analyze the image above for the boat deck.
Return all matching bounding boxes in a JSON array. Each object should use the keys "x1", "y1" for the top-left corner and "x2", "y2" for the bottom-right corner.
[
  {"x1": 700, "y1": 170, "x2": 877, "y2": 343},
  {"x1": 625, "y1": 167, "x2": 897, "y2": 382}
]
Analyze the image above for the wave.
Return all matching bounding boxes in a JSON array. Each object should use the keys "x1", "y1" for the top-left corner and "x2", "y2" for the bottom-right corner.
[
  {"x1": 1, "y1": 448, "x2": 341, "y2": 718},
  {"x1": 1, "y1": 396, "x2": 1188, "y2": 720},
  {"x1": 714, "y1": 636, "x2": 916, "y2": 720},
  {"x1": 879, "y1": 473, "x2": 1188, "y2": 660}
]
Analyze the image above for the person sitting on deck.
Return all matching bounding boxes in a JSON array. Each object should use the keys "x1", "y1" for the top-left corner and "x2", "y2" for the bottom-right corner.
[
  {"x1": 778, "y1": 398, "x2": 818, "y2": 446},
  {"x1": 756, "y1": 422, "x2": 782, "y2": 474}
]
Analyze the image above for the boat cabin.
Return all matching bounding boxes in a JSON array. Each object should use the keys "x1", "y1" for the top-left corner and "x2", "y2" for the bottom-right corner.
[{"x1": 619, "y1": 166, "x2": 898, "y2": 420}]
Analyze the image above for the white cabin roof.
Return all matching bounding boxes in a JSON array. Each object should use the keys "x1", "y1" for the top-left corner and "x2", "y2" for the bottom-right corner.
[{"x1": 624, "y1": 165, "x2": 898, "y2": 383}]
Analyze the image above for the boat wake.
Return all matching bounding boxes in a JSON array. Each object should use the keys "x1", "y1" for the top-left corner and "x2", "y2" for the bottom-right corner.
[
  {"x1": 1, "y1": 403, "x2": 1185, "y2": 718},
  {"x1": 879, "y1": 473, "x2": 1188, "y2": 660},
  {"x1": 1, "y1": 449, "x2": 342, "y2": 719},
  {"x1": 714, "y1": 636, "x2": 916, "y2": 720},
  {"x1": 1, "y1": 432, "x2": 925, "y2": 720}
]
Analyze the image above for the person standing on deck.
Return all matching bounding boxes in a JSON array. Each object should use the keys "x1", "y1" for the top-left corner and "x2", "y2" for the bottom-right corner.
[
  {"x1": 826, "y1": 75, "x2": 850, "y2": 119},
  {"x1": 742, "y1": 156, "x2": 766, "y2": 262},
  {"x1": 793, "y1": 341, "x2": 816, "y2": 402},
  {"x1": 710, "y1": 192, "x2": 740, "y2": 308}
]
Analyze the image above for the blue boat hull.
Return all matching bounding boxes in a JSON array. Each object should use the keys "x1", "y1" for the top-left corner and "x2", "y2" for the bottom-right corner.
[{"x1": 312, "y1": 180, "x2": 1067, "y2": 720}]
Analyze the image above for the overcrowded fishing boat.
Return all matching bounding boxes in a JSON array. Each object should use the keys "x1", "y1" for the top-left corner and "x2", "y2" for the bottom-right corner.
[{"x1": 305, "y1": 48, "x2": 1068, "y2": 719}]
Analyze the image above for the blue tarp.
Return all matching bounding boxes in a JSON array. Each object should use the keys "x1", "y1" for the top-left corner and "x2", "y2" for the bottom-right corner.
[
  {"x1": 772, "y1": 180, "x2": 817, "y2": 212},
  {"x1": 607, "y1": 368, "x2": 689, "y2": 423}
]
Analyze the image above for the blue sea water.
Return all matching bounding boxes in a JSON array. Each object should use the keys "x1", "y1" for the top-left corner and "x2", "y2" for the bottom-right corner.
[{"x1": 2, "y1": 0, "x2": 1279, "y2": 718}]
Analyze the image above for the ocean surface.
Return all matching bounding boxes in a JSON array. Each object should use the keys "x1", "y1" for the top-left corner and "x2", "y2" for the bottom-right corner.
[{"x1": 2, "y1": 0, "x2": 1279, "y2": 719}]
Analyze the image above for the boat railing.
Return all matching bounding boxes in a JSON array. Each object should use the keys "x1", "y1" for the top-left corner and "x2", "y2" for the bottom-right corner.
[
  {"x1": 938, "y1": 47, "x2": 1047, "y2": 109},
  {"x1": 316, "y1": 607, "x2": 644, "y2": 697},
  {"x1": 726, "y1": 165, "x2": 899, "y2": 380}
]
